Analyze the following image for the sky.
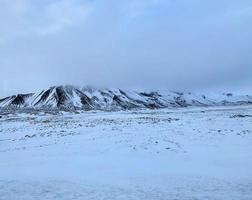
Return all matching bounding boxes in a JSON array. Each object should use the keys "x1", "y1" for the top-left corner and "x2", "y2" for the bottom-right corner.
[{"x1": 0, "y1": 0, "x2": 252, "y2": 97}]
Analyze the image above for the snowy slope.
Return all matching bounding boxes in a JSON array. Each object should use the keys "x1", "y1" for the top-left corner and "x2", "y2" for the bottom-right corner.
[{"x1": 0, "y1": 85, "x2": 252, "y2": 110}]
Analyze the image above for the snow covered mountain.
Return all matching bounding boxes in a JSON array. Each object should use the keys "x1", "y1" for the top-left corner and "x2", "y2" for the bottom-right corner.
[{"x1": 0, "y1": 85, "x2": 251, "y2": 110}]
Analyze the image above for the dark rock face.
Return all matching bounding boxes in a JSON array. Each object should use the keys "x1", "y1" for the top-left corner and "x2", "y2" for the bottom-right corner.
[
  {"x1": 80, "y1": 94, "x2": 93, "y2": 110},
  {"x1": 34, "y1": 89, "x2": 52, "y2": 106},
  {"x1": 8, "y1": 94, "x2": 33, "y2": 107},
  {"x1": 55, "y1": 87, "x2": 69, "y2": 107},
  {"x1": 11, "y1": 95, "x2": 25, "y2": 106}
]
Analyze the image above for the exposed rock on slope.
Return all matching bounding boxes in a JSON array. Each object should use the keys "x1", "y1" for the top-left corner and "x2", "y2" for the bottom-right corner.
[{"x1": 0, "y1": 85, "x2": 251, "y2": 110}]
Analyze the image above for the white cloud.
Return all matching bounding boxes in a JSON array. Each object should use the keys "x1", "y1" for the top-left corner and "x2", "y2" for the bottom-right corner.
[
  {"x1": 35, "y1": 0, "x2": 93, "y2": 35},
  {"x1": 0, "y1": 0, "x2": 93, "y2": 39}
]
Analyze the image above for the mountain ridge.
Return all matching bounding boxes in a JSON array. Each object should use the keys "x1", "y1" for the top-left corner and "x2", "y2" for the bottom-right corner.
[{"x1": 1, "y1": 85, "x2": 252, "y2": 111}]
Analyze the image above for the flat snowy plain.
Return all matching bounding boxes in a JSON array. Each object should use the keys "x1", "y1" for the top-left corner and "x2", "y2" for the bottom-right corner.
[{"x1": 0, "y1": 105, "x2": 252, "y2": 200}]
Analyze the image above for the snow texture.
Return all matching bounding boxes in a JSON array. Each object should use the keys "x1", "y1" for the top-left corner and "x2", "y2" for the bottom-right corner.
[{"x1": 0, "y1": 105, "x2": 252, "y2": 199}]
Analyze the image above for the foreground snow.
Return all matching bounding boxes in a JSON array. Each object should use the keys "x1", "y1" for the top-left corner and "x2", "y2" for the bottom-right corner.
[{"x1": 0, "y1": 106, "x2": 252, "y2": 199}]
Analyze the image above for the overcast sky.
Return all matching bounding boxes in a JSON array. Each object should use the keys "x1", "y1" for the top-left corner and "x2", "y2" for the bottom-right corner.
[{"x1": 0, "y1": 0, "x2": 252, "y2": 97}]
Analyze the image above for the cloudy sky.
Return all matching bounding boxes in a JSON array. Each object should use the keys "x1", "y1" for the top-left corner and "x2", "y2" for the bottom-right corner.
[{"x1": 0, "y1": 0, "x2": 252, "y2": 97}]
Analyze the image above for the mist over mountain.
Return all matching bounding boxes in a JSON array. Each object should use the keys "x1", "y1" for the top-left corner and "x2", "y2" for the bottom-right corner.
[{"x1": 1, "y1": 85, "x2": 251, "y2": 111}]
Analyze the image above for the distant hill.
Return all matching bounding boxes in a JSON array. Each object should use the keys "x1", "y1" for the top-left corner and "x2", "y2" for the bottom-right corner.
[{"x1": 0, "y1": 85, "x2": 251, "y2": 111}]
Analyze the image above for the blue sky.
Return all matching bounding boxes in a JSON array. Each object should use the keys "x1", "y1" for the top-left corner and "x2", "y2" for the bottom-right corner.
[{"x1": 0, "y1": 0, "x2": 252, "y2": 97}]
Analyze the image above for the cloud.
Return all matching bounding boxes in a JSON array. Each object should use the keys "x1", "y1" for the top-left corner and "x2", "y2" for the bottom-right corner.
[
  {"x1": 0, "y1": 0, "x2": 252, "y2": 97},
  {"x1": 35, "y1": 0, "x2": 93, "y2": 35},
  {"x1": 0, "y1": 0, "x2": 93, "y2": 40}
]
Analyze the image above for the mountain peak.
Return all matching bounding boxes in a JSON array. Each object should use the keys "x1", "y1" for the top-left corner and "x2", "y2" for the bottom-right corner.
[{"x1": 0, "y1": 86, "x2": 251, "y2": 111}]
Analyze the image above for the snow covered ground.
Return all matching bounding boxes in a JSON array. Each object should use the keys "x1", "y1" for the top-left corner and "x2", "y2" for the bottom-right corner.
[{"x1": 0, "y1": 106, "x2": 252, "y2": 200}]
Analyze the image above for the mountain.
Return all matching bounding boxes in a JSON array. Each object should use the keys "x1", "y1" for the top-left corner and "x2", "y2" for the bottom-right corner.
[{"x1": 0, "y1": 85, "x2": 252, "y2": 111}]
